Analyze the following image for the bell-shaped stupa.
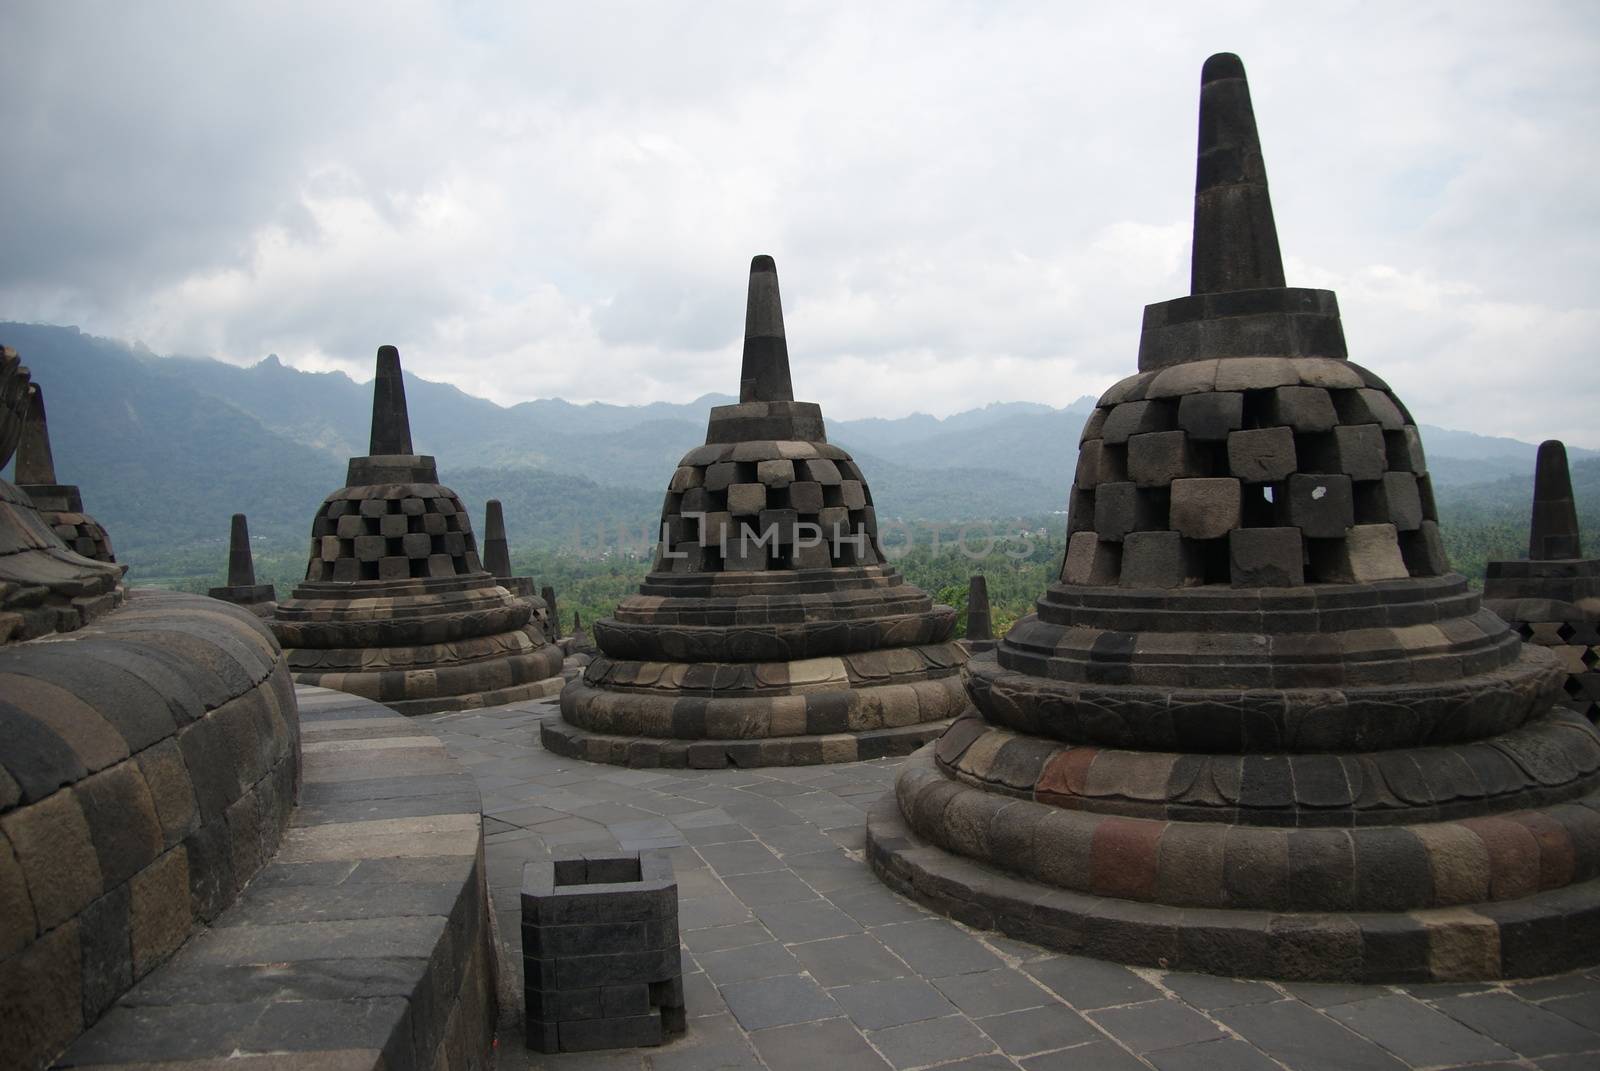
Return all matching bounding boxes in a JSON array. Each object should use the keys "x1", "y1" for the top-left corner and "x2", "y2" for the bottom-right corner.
[
  {"x1": 270, "y1": 345, "x2": 564, "y2": 713},
  {"x1": 545, "y1": 256, "x2": 968, "y2": 767},
  {"x1": 867, "y1": 54, "x2": 1600, "y2": 983},
  {"x1": 14, "y1": 382, "x2": 116, "y2": 563},
  {"x1": 1484, "y1": 440, "x2": 1600, "y2": 723},
  {"x1": 209, "y1": 512, "x2": 276, "y2": 617}
]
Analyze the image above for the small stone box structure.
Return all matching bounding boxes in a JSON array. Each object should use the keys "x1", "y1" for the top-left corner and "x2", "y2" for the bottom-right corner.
[{"x1": 521, "y1": 850, "x2": 685, "y2": 1053}]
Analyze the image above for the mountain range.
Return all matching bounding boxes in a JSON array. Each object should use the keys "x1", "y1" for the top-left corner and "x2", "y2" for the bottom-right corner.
[{"x1": 1, "y1": 322, "x2": 1592, "y2": 573}]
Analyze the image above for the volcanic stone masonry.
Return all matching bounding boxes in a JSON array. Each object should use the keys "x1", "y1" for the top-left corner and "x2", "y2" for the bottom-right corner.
[
  {"x1": 207, "y1": 512, "x2": 276, "y2": 618},
  {"x1": 1484, "y1": 440, "x2": 1600, "y2": 724},
  {"x1": 866, "y1": 53, "x2": 1600, "y2": 983},
  {"x1": 545, "y1": 256, "x2": 968, "y2": 767},
  {"x1": 0, "y1": 347, "x2": 301, "y2": 1067},
  {"x1": 483, "y1": 497, "x2": 554, "y2": 639},
  {"x1": 14, "y1": 381, "x2": 115, "y2": 563},
  {"x1": 269, "y1": 345, "x2": 565, "y2": 714},
  {"x1": 962, "y1": 575, "x2": 996, "y2": 654}
]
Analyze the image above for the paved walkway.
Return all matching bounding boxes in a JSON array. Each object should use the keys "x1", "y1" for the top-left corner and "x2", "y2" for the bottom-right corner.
[{"x1": 423, "y1": 699, "x2": 1600, "y2": 1071}]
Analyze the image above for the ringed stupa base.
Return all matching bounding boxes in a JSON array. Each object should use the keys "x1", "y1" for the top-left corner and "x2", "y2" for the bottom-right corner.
[{"x1": 866, "y1": 741, "x2": 1600, "y2": 983}]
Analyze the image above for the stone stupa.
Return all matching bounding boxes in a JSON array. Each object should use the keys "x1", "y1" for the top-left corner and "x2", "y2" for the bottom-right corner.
[
  {"x1": 961, "y1": 575, "x2": 996, "y2": 654},
  {"x1": 483, "y1": 496, "x2": 553, "y2": 638},
  {"x1": 545, "y1": 256, "x2": 968, "y2": 767},
  {"x1": 867, "y1": 54, "x2": 1600, "y2": 982},
  {"x1": 270, "y1": 345, "x2": 565, "y2": 713},
  {"x1": 208, "y1": 512, "x2": 276, "y2": 618},
  {"x1": 1484, "y1": 440, "x2": 1600, "y2": 723},
  {"x1": 14, "y1": 381, "x2": 116, "y2": 563}
]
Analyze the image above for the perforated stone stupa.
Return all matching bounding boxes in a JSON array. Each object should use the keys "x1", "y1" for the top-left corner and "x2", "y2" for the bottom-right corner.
[
  {"x1": 866, "y1": 55, "x2": 1600, "y2": 983},
  {"x1": 1484, "y1": 441, "x2": 1600, "y2": 723},
  {"x1": 269, "y1": 346, "x2": 564, "y2": 713},
  {"x1": 545, "y1": 256, "x2": 967, "y2": 767},
  {"x1": 14, "y1": 381, "x2": 115, "y2": 563},
  {"x1": 208, "y1": 513, "x2": 276, "y2": 618}
]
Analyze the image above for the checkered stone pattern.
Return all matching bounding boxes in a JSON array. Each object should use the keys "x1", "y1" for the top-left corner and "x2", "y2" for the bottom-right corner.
[
  {"x1": 656, "y1": 440, "x2": 881, "y2": 573},
  {"x1": 304, "y1": 483, "x2": 482, "y2": 583},
  {"x1": 40, "y1": 509, "x2": 114, "y2": 562},
  {"x1": 522, "y1": 852, "x2": 685, "y2": 1053},
  {"x1": 1513, "y1": 617, "x2": 1600, "y2": 724},
  {"x1": 1066, "y1": 357, "x2": 1446, "y2": 589}
]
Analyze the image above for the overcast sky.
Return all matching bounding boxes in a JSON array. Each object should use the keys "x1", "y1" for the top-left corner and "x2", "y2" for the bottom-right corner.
[{"x1": 4, "y1": 2, "x2": 1598, "y2": 445}]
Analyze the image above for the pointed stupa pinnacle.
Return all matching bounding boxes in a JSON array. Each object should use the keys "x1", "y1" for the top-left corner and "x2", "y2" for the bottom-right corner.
[
  {"x1": 15, "y1": 383, "x2": 58, "y2": 485},
  {"x1": 965, "y1": 575, "x2": 994, "y2": 644},
  {"x1": 483, "y1": 499, "x2": 512, "y2": 579},
  {"x1": 738, "y1": 255, "x2": 794, "y2": 403},
  {"x1": 542, "y1": 585, "x2": 560, "y2": 638},
  {"x1": 368, "y1": 345, "x2": 415, "y2": 456},
  {"x1": 1191, "y1": 53, "x2": 1286, "y2": 295},
  {"x1": 227, "y1": 513, "x2": 258, "y2": 587},
  {"x1": 1529, "y1": 440, "x2": 1583, "y2": 560}
]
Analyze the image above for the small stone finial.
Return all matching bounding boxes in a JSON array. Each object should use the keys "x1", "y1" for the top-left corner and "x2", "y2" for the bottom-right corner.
[
  {"x1": 738, "y1": 255, "x2": 794, "y2": 404},
  {"x1": 483, "y1": 499, "x2": 512, "y2": 579},
  {"x1": 227, "y1": 513, "x2": 258, "y2": 587},
  {"x1": 1530, "y1": 440, "x2": 1583, "y2": 560},
  {"x1": 15, "y1": 382, "x2": 58, "y2": 485},
  {"x1": 368, "y1": 345, "x2": 415, "y2": 456},
  {"x1": 965, "y1": 575, "x2": 994, "y2": 644},
  {"x1": 1191, "y1": 53, "x2": 1286, "y2": 295},
  {"x1": 542, "y1": 585, "x2": 560, "y2": 638}
]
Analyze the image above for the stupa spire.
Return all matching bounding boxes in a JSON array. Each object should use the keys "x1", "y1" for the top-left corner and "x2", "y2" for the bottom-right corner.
[
  {"x1": 227, "y1": 513, "x2": 257, "y2": 587},
  {"x1": 1191, "y1": 52, "x2": 1285, "y2": 295},
  {"x1": 1530, "y1": 440, "x2": 1583, "y2": 560},
  {"x1": 15, "y1": 383, "x2": 57, "y2": 485},
  {"x1": 483, "y1": 499, "x2": 512, "y2": 578},
  {"x1": 368, "y1": 345, "x2": 414, "y2": 456},
  {"x1": 965, "y1": 575, "x2": 993, "y2": 645},
  {"x1": 738, "y1": 255, "x2": 793, "y2": 403}
]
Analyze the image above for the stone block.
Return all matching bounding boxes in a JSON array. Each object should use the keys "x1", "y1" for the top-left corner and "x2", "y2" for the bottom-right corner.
[
  {"x1": 1306, "y1": 424, "x2": 1386, "y2": 481},
  {"x1": 130, "y1": 846, "x2": 191, "y2": 977},
  {"x1": 0, "y1": 828, "x2": 36, "y2": 958},
  {"x1": 1120, "y1": 531, "x2": 1191, "y2": 588},
  {"x1": 697, "y1": 511, "x2": 733, "y2": 548},
  {"x1": 1101, "y1": 400, "x2": 1172, "y2": 444},
  {"x1": 1400, "y1": 520, "x2": 1450, "y2": 576},
  {"x1": 335, "y1": 515, "x2": 364, "y2": 539},
  {"x1": 1076, "y1": 440, "x2": 1104, "y2": 489},
  {"x1": 378, "y1": 514, "x2": 408, "y2": 538},
  {"x1": 726, "y1": 483, "x2": 767, "y2": 516},
  {"x1": 378, "y1": 556, "x2": 409, "y2": 580},
  {"x1": 1177, "y1": 391, "x2": 1244, "y2": 440},
  {"x1": 1267, "y1": 385, "x2": 1338, "y2": 432},
  {"x1": 1357, "y1": 472, "x2": 1423, "y2": 530},
  {"x1": 353, "y1": 535, "x2": 386, "y2": 562},
  {"x1": 757, "y1": 509, "x2": 799, "y2": 545},
  {"x1": 704, "y1": 462, "x2": 739, "y2": 491},
  {"x1": 0, "y1": 789, "x2": 102, "y2": 930},
  {"x1": 1335, "y1": 388, "x2": 1405, "y2": 429},
  {"x1": 788, "y1": 481, "x2": 824, "y2": 513},
  {"x1": 1285, "y1": 474, "x2": 1353, "y2": 539},
  {"x1": 1310, "y1": 524, "x2": 1409, "y2": 583},
  {"x1": 1229, "y1": 528, "x2": 1304, "y2": 587},
  {"x1": 802, "y1": 459, "x2": 843, "y2": 485},
  {"x1": 1128, "y1": 431, "x2": 1201, "y2": 487},
  {"x1": 756, "y1": 459, "x2": 794, "y2": 487},
  {"x1": 839, "y1": 481, "x2": 867, "y2": 509},
  {"x1": 358, "y1": 498, "x2": 387, "y2": 517},
  {"x1": 1169, "y1": 478, "x2": 1242, "y2": 540},
  {"x1": 1385, "y1": 426, "x2": 1427, "y2": 473},
  {"x1": 1094, "y1": 483, "x2": 1163, "y2": 542},
  {"x1": 1227, "y1": 427, "x2": 1297, "y2": 482},
  {"x1": 1061, "y1": 532, "x2": 1120, "y2": 586},
  {"x1": 421, "y1": 512, "x2": 448, "y2": 535},
  {"x1": 667, "y1": 466, "x2": 703, "y2": 492},
  {"x1": 74, "y1": 764, "x2": 164, "y2": 888}
]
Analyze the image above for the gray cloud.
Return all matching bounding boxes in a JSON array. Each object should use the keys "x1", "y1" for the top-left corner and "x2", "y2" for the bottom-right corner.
[{"x1": 3, "y1": 1, "x2": 1598, "y2": 444}]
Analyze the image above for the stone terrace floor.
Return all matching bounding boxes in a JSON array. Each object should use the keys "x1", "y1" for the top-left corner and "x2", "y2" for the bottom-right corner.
[{"x1": 421, "y1": 699, "x2": 1600, "y2": 1071}]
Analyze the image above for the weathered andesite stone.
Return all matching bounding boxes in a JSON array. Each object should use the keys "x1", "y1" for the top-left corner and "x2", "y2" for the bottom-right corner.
[
  {"x1": 546, "y1": 257, "x2": 967, "y2": 767},
  {"x1": 14, "y1": 381, "x2": 116, "y2": 564},
  {"x1": 866, "y1": 54, "x2": 1600, "y2": 983},
  {"x1": 483, "y1": 498, "x2": 554, "y2": 639},
  {"x1": 0, "y1": 347, "x2": 302, "y2": 1068},
  {"x1": 207, "y1": 513, "x2": 276, "y2": 618},
  {"x1": 522, "y1": 851, "x2": 685, "y2": 1053},
  {"x1": 961, "y1": 575, "x2": 996, "y2": 654},
  {"x1": 270, "y1": 345, "x2": 564, "y2": 714},
  {"x1": 1484, "y1": 441, "x2": 1600, "y2": 724}
]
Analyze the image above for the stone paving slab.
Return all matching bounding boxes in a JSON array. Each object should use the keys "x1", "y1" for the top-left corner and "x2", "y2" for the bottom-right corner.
[{"x1": 423, "y1": 698, "x2": 1600, "y2": 1071}]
